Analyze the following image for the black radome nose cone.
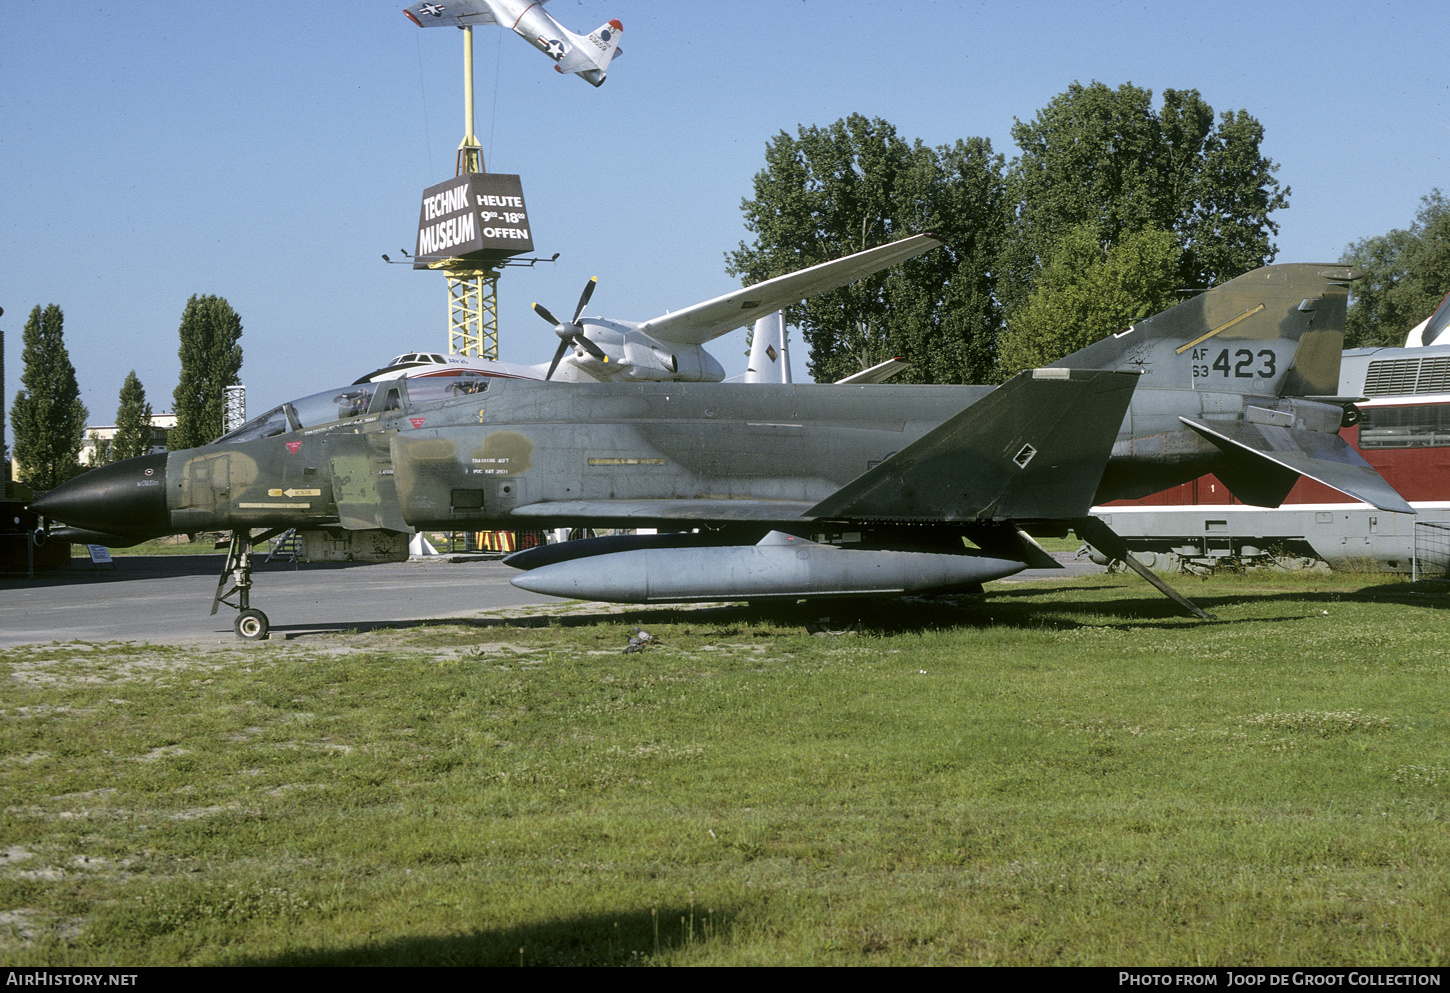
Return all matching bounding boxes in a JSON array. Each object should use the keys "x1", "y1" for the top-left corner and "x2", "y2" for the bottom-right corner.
[{"x1": 29, "y1": 453, "x2": 170, "y2": 539}]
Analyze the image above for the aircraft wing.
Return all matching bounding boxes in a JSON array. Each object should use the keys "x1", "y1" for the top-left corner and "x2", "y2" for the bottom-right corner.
[
  {"x1": 634, "y1": 233, "x2": 944, "y2": 347},
  {"x1": 403, "y1": 1, "x2": 520, "y2": 27},
  {"x1": 836, "y1": 358, "x2": 911, "y2": 385}
]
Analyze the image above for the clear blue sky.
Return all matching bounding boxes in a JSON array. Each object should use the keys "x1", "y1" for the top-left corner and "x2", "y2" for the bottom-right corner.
[{"x1": 2, "y1": 0, "x2": 1446, "y2": 424}]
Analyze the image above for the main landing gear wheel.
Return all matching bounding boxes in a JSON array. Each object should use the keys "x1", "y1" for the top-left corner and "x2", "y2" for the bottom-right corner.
[
  {"x1": 235, "y1": 609, "x2": 270, "y2": 641},
  {"x1": 806, "y1": 616, "x2": 861, "y2": 636},
  {"x1": 803, "y1": 598, "x2": 865, "y2": 636}
]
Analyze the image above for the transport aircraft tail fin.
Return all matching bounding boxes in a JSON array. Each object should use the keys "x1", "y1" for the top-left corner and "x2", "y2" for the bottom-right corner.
[{"x1": 738, "y1": 312, "x2": 790, "y2": 384}]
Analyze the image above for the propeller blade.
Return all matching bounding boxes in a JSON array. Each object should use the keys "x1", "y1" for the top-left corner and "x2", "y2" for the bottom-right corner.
[
  {"x1": 572, "y1": 277, "x2": 598, "y2": 324},
  {"x1": 538, "y1": 279, "x2": 606, "y2": 378},
  {"x1": 545, "y1": 339, "x2": 571, "y2": 381},
  {"x1": 572, "y1": 332, "x2": 608, "y2": 363}
]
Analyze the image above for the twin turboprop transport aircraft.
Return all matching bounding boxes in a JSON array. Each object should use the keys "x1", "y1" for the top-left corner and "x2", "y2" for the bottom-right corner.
[
  {"x1": 31, "y1": 263, "x2": 1410, "y2": 639},
  {"x1": 361, "y1": 314, "x2": 906, "y2": 387},
  {"x1": 355, "y1": 234, "x2": 943, "y2": 386},
  {"x1": 404, "y1": 0, "x2": 623, "y2": 87}
]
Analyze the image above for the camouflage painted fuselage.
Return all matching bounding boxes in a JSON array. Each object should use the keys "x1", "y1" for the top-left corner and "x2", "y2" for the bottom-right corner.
[{"x1": 33, "y1": 263, "x2": 1408, "y2": 550}]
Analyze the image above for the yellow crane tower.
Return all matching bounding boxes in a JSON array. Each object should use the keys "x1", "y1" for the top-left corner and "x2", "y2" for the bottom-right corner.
[
  {"x1": 412, "y1": 26, "x2": 536, "y2": 360},
  {"x1": 442, "y1": 26, "x2": 496, "y2": 359}
]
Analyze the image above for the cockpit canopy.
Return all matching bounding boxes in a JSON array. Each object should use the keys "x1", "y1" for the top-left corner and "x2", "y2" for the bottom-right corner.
[
  {"x1": 210, "y1": 374, "x2": 490, "y2": 446},
  {"x1": 391, "y1": 352, "x2": 449, "y2": 365}
]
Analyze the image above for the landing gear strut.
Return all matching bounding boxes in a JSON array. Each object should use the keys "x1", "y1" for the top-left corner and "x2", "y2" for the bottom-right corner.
[{"x1": 212, "y1": 529, "x2": 285, "y2": 640}]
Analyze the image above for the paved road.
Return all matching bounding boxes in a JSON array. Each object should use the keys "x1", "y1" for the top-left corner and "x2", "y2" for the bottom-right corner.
[
  {"x1": 0, "y1": 550, "x2": 1104, "y2": 648},
  {"x1": 0, "y1": 553, "x2": 565, "y2": 647}
]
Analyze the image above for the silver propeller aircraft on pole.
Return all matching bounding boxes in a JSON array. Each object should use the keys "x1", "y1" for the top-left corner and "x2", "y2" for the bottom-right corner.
[
  {"x1": 356, "y1": 234, "x2": 942, "y2": 386},
  {"x1": 31, "y1": 262, "x2": 1408, "y2": 639},
  {"x1": 404, "y1": 0, "x2": 624, "y2": 87}
]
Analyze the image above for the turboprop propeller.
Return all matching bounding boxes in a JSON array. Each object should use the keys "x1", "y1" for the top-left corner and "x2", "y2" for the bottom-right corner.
[{"x1": 533, "y1": 277, "x2": 608, "y2": 380}]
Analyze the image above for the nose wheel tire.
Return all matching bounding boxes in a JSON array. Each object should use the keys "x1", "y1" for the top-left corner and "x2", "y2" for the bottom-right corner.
[{"x1": 235, "y1": 609, "x2": 270, "y2": 641}]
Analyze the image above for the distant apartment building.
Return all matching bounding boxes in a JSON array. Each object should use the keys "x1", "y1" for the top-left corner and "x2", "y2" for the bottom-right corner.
[
  {"x1": 81, "y1": 412, "x2": 177, "y2": 466},
  {"x1": 5, "y1": 414, "x2": 178, "y2": 484}
]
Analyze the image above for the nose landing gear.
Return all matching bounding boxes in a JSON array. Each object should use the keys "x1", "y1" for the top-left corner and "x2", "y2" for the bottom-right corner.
[
  {"x1": 213, "y1": 529, "x2": 286, "y2": 640},
  {"x1": 234, "y1": 608, "x2": 269, "y2": 640}
]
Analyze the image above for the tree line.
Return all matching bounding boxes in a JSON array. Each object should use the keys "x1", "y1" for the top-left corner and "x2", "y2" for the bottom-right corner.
[
  {"x1": 731, "y1": 82, "x2": 1449, "y2": 382},
  {"x1": 1341, "y1": 190, "x2": 1450, "y2": 348},
  {"x1": 8, "y1": 295, "x2": 242, "y2": 490},
  {"x1": 729, "y1": 81, "x2": 1293, "y2": 383},
  {"x1": 728, "y1": 81, "x2": 1290, "y2": 382}
]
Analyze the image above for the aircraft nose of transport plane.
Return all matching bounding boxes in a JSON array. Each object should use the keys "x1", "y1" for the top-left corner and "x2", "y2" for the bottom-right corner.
[{"x1": 29, "y1": 453, "x2": 170, "y2": 539}]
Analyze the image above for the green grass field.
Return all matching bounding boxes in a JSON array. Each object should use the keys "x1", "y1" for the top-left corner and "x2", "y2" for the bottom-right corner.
[{"x1": 2, "y1": 570, "x2": 1447, "y2": 966}]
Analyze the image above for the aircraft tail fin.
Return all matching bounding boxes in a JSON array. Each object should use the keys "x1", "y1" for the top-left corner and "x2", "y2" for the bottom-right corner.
[
  {"x1": 807, "y1": 368, "x2": 1138, "y2": 523},
  {"x1": 556, "y1": 19, "x2": 623, "y2": 84},
  {"x1": 1053, "y1": 263, "x2": 1361, "y2": 399},
  {"x1": 1406, "y1": 289, "x2": 1450, "y2": 347},
  {"x1": 740, "y1": 313, "x2": 791, "y2": 384}
]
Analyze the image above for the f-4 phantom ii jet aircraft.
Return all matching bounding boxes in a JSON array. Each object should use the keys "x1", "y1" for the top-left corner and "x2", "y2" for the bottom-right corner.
[
  {"x1": 404, "y1": 0, "x2": 623, "y2": 87},
  {"x1": 32, "y1": 263, "x2": 1410, "y2": 639},
  {"x1": 357, "y1": 234, "x2": 942, "y2": 385}
]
